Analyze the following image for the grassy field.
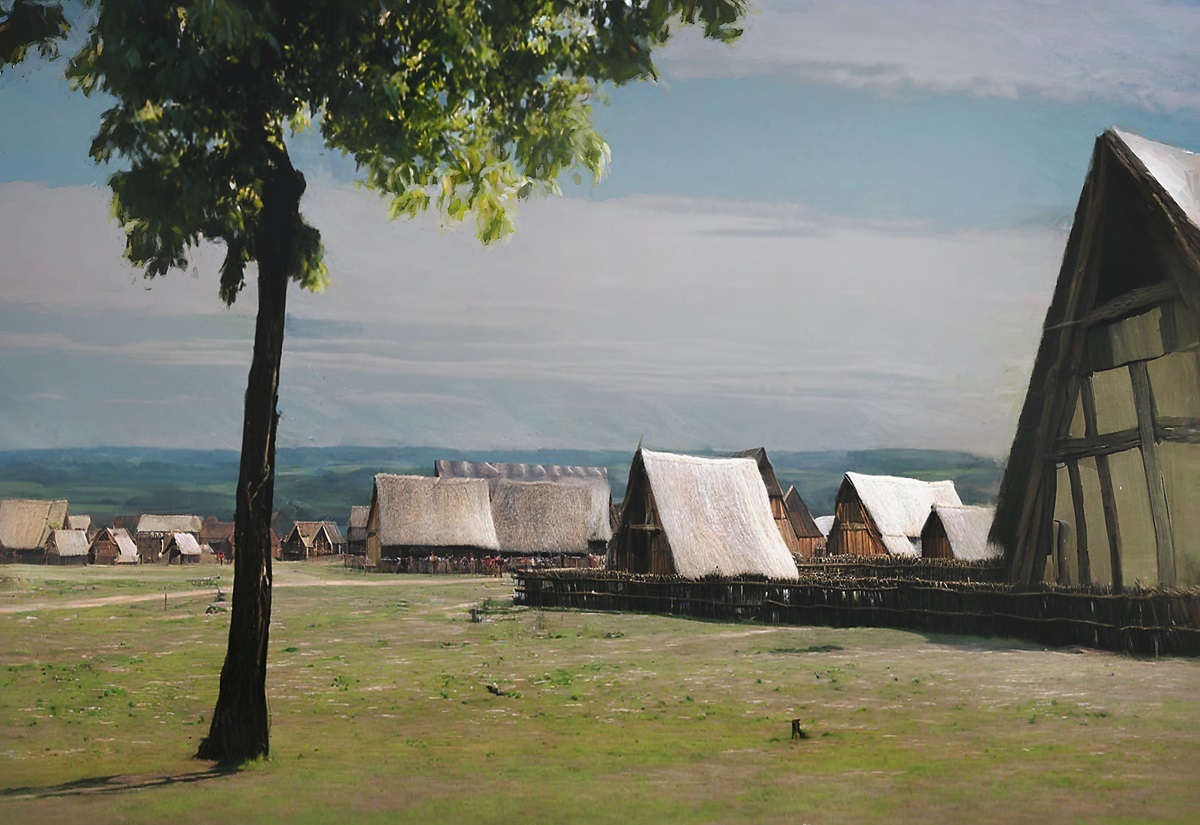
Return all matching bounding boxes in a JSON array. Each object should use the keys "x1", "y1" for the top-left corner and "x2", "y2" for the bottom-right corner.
[{"x1": 1, "y1": 563, "x2": 1197, "y2": 824}]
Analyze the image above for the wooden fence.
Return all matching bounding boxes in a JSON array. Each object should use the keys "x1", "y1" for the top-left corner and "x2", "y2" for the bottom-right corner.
[{"x1": 514, "y1": 569, "x2": 1200, "y2": 657}]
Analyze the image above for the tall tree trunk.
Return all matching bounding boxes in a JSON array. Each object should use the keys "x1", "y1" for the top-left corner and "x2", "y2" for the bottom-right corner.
[{"x1": 196, "y1": 155, "x2": 305, "y2": 764}]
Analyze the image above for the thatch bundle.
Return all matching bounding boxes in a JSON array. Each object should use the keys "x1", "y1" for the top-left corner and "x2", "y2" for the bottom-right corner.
[
  {"x1": 373, "y1": 474, "x2": 499, "y2": 551},
  {"x1": 491, "y1": 480, "x2": 597, "y2": 555},
  {"x1": 0, "y1": 498, "x2": 68, "y2": 551}
]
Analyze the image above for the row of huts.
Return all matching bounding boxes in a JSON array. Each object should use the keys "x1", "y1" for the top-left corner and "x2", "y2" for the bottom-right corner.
[{"x1": 0, "y1": 503, "x2": 345, "y2": 565}]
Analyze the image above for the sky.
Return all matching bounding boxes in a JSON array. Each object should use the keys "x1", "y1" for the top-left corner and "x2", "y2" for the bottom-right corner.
[{"x1": 2, "y1": 1, "x2": 1200, "y2": 457}]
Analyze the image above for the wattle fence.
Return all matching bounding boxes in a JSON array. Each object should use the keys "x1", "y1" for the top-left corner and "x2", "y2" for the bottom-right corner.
[{"x1": 513, "y1": 567, "x2": 1200, "y2": 657}]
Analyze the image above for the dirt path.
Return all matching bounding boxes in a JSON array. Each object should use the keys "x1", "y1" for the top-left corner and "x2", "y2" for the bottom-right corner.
[{"x1": 0, "y1": 575, "x2": 509, "y2": 615}]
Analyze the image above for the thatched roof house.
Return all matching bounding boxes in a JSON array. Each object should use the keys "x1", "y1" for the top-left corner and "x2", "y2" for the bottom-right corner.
[
  {"x1": 922, "y1": 505, "x2": 1002, "y2": 562},
  {"x1": 135, "y1": 514, "x2": 202, "y2": 563},
  {"x1": 826, "y1": 472, "x2": 962, "y2": 557},
  {"x1": 814, "y1": 515, "x2": 835, "y2": 538},
  {"x1": 724, "y1": 449, "x2": 823, "y2": 558},
  {"x1": 346, "y1": 505, "x2": 370, "y2": 556},
  {"x1": 366, "y1": 474, "x2": 500, "y2": 565},
  {"x1": 282, "y1": 521, "x2": 342, "y2": 561},
  {"x1": 490, "y1": 480, "x2": 602, "y2": 556},
  {"x1": 0, "y1": 498, "x2": 69, "y2": 563},
  {"x1": 993, "y1": 129, "x2": 1200, "y2": 589},
  {"x1": 164, "y1": 532, "x2": 202, "y2": 564},
  {"x1": 608, "y1": 449, "x2": 799, "y2": 580},
  {"x1": 200, "y1": 518, "x2": 235, "y2": 558},
  {"x1": 435, "y1": 459, "x2": 613, "y2": 546},
  {"x1": 783, "y1": 484, "x2": 825, "y2": 557},
  {"x1": 66, "y1": 514, "x2": 94, "y2": 537},
  {"x1": 47, "y1": 529, "x2": 90, "y2": 565},
  {"x1": 90, "y1": 527, "x2": 139, "y2": 565}
]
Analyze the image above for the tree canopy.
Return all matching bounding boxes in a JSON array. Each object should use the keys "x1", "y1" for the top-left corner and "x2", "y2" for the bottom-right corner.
[{"x1": 0, "y1": 0, "x2": 67, "y2": 66}]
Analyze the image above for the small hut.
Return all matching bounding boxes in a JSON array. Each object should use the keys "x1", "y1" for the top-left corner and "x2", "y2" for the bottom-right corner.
[
  {"x1": 164, "y1": 532, "x2": 202, "y2": 564},
  {"x1": 346, "y1": 506, "x2": 369, "y2": 557},
  {"x1": 783, "y1": 485, "x2": 825, "y2": 557},
  {"x1": 365, "y1": 474, "x2": 499, "y2": 567},
  {"x1": 993, "y1": 129, "x2": 1200, "y2": 589},
  {"x1": 89, "y1": 527, "x2": 139, "y2": 565},
  {"x1": 608, "y1": 449, "x2": 799, "y2": 580},
  {"x1": 200, "y1": 517, "x2": 235, "y2": 559},
  {"x1": 66, "y1": 514, "x2": 95, "y2": 538},
  {"x1": 46, "y1": 529, "x2": 90, "y2": 566},
  {"x1": 135, "y1": 514, "x2": 202, "y2": 563},
  {"x1": 490, "y1": 480, "x2": 604, "y2": 561},
  {"x1": 0, "y1": 498, "x2": 69, "y2": 564},
  {"x1": 921, "y1": 505, "x2": 1002, "y2": 561},
  {"x1": 281, "y1": 521, "x2": 342, "y2": 561},
  {"x1": 826, "y1": 472, "x2": 962, "y2": 557}
]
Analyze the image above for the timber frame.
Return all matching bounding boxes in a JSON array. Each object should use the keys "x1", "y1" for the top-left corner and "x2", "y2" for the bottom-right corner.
[{"x1": 992, "y1": 130, "x2": 1200, "y2": 589}]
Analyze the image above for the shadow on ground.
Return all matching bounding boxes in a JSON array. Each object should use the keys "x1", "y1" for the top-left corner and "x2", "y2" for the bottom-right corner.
[{"x1": 1, "y1": 766, "x2": 236, "y2": 800}]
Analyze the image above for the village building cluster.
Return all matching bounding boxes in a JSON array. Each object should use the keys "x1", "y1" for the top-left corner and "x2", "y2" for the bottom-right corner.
[{"x1": 0, "y1": 130, "x2": 1196, "y2": 591}]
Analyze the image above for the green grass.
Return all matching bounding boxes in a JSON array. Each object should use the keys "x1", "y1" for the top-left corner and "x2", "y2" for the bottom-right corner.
[{"x1": 1, "y1": 563, "x2": 1197, "y2": 823}]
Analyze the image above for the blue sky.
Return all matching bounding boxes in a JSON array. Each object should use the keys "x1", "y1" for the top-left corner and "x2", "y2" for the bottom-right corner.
[{"x1": 2, "y1": 1, "x2": 1199, "y2": 456}]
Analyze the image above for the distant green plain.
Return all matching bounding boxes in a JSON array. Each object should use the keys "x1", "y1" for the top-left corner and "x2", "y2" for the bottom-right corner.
[{"x1": 1, "y1": 563, "x2": 1196, "y2": 824}]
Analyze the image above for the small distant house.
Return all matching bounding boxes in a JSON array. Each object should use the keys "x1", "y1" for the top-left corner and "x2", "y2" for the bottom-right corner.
[
  {"x1": 89, "y1": 527, "x2": 139, "y2": 565},
  {"x1": 0, "y1": 498, "x2": 69, "y2": 564},
  {"x1": 783, "y1": 485, "x2": 825, "y2": 557},
  {"x1": 164, "y1": 532, "x2": 202, "y2": 564},
  {"x1": 993, "y1": 129, "x2": 1200, "y2": 589},
  {"x1": 434, "y1": 459, "x2": 613, "y2": 548},
  {"x1": 366, "y1": 474, "x2": 500, "y2": 566},
  {"x1": 346, "y1": 506, "x2": 369, "y2": 557},
  {"x1": 200, "y1": 517, "x2": 235, "y2": 559},
  {"x1": 281, "y1": 521, "x2": 342, "y2": 561},
  {"x1": 490, "y1": 480, "x2": 605, "y2": 559},
  {"x1": 921, "y1": 505, "x2": 1002, "y2": 562},
  {"x1": 608, "y1": 449, "x2": 799, "y2": 580},
  {"x1": 66, "y1": 514, "x2": 95, "y2": 538},
  {"x1": 135, "y1": 514, "x2": 202, "y2": 563},
  {"x1": 826, "y1": 473, "x2": 962, "y2": 557},
  {"x1": 46, "y1": 529, "x2": 90, "y2": 566}
]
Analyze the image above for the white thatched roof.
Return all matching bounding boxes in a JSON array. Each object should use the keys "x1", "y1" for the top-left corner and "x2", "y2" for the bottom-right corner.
[
  {"x1": 66, "y1": 514, "x2": 92, "y2": 532},
  {"x1": 110, "y1": 528, "x2": 139, "y2": 561},
  {"x1": 491, "y1": 480, "x2": 598, "y2": 555},
  {"x1": 373, "y1": 474, "x2": 500, "y2": 551},
  {"x1": 1116, "y1": 129, "x2": 1200, "y2": 230},
  {"x1": 844, "y1": 472, "x2": 963, "y2": 557},
  {"x1": 137, "y1": 514, "x2": 202, "y2": 535},
  {"x1": 0, "y1": 498, "x2": 69, "y2": 550},
  {"x1": 169, "y1": 532, "x2": 202, "y2": 556},
  {"x1": 641, "y1": 450, "x2": 798, "y2": 580},
  {"x1": 49, "y1": 529, "x2": 90, "y2": 557},
  {"x1": 814, "y1": 515, "x2": 835, "y2": 537},
  {"x1": 926, "y1": 505, "x2": 1002, "y2": 562}
]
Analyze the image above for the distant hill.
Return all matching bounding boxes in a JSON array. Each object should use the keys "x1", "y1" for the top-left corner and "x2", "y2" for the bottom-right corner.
[{"x1": 0, "y1": 446, "x2": 1005, "y2": 529}]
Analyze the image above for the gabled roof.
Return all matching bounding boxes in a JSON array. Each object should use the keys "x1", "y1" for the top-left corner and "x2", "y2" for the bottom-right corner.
[
  {"x1": 348, "y1": 506, "x2": 369, "y2": 529},
  {"x1": 288, "y1": 521, "x2": 343, "y2": 549},
  {"x1": 93, "y1": 527, "x2": 139, "y2": 561},
  {"x1": 843, "y1": 472, "x2": 962, "y2": 556},
  {"x1": 0, "y1": 499, "x2": 69, "y2": 550},
  {"x1": 637, "y1": 449, "x2": 798, "y2": 580},
  {"x1": 372, "y1": 474, "x2": 499, "y2": 551},
  {"x1": 66, "y1": 514, "x2": 92, "y2": 532},
  {"x1": 435, "y1": 459, "x2": 612, "y2": 542},
  {"x1": 49, "y1": 529, "x2": 90, "y2": 557},
  {"x1": 491, "y1": 480, "x2": 598, "y2": 555},
  {"x1": 168, "y1": 532, "x2": 201, "y2": 555},
  {"x1": 924, "y1": 505, "x2": 1002, "y2": 562},
  {"x1": 782, "y1": 485, "x2": 822, "y2": 539},
  {"x1": 200, "y1": 518, "x2": 235, "y2": 543},
  {"x1": 814, "y1": 515, "x2": 835, "y2": 537},
  {"x1": 136, "y1": 514, "x2": 202, "y2": 535},
  {"x1": 1114, "y1": 129, "x2": 1200, "y2": 230}
]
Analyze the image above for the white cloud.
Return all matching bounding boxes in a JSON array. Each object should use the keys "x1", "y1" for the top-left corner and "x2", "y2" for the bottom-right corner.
[
  {"x1": 662, "y1": 0, "x2": 1200, "y2": 110},
  {"x1": 0, "y1": 179, "x2": 1065, "y2": 454}
]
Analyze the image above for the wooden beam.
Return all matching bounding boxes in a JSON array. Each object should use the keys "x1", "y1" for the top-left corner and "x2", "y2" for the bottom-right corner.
[
  {"x1": 1066, "y1": 460, "x2": 1092, "y2": 586},
  {"x1": 1051, "y1": 417, "x2": 1200, "y2": 460},
  {"x1": 1129, "y1": 360, "x2": 1177, "y2": 587},
  {"x1": 1081, "y1": 378, "x2": 1124, "y2": 592},
  {"x1": 1076, "y1": 281, "x2": 1178, "y2": 328}
]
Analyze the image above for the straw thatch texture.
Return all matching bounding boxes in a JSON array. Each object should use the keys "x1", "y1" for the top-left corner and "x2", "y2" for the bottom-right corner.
[
  {"x1": 922, "y1": 505, "x2": 1002, "y2": 561},
  {"x1": 170, "y1": 532, "x2": 202, "y2": 555},
  {"x1": 837, "y1": 472, "x2": 962, "y2": 556},
  {"x1": 66, "y1": 514, "x2": 92, "y2": 534},
  {"x1": 814, "y1": 516, "x2": 835, "y2": 537},
  {"x1": 491, "y1": 480, "x2": 597, "y2": 555},
  {"x1": 110, "y1": 528, "x2": 138, "y2": 563},
  {"x1": 435, "y1": 459, "x2": 612, "y2": 543},
  {"x1": 373, "y1": 474, "x2": 499, "y2": 551},
  {"x1": 136, "y1": 514, "x2": 202, "y2": 535},
  {"x1": 48, "y1": 529, "x2": 90, "y2": 558},
  {"x1": 639, "y1": 449, "x2": 799, "y2": 580},
  {"x1": 347, "y1": 505, "x2": 369, "y2": 542},
  {"x1": 0, "y1": 498, "x2": 69, "y2": 551}
]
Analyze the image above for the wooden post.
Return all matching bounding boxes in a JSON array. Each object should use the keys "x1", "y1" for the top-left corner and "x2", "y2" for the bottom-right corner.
[
  {"x1": 1080, "y1": 378, "x2": 1124, "y2": 592},
  {"x1": 1129, "y1": 360, "x2": 1176, "y2": 587},
  {"x1": 1066, "y1": 460, "x2": 1092, "y2": 585}
]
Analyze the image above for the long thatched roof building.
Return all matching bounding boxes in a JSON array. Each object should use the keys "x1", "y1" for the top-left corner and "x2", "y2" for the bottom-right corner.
[
  {"x1": 491, "y1": 480, "x2": 601, "y2": 556},
  {"x1": 993, "y1": 129, "x2": 1200, "y2": 588},
  {"x1": 608, "y1": 449, "x2": 799, "y2": 580},
  {"x1": 826, "y1": 472, "x2": 962, "y2": 557},
  {"x1": 47, "y1": 529, "x2": 90, "y2": 565},
  {"x1": 0, "y1": 498, "x2": 69, "y2": 562},
  {"x1": 366, "y1": 474, "x2": 500, "y2": 565}
]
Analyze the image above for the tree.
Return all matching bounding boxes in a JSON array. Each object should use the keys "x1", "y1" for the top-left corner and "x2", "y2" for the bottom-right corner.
[
  {"x1": 68, "y1": 0, "x2": 746, "y2": 764},
  {"x1": 0, "y1": 0, "x2": 67, "y2": 67}
]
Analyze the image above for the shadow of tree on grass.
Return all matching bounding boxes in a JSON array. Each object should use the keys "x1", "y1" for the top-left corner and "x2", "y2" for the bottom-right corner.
[{"x1": 1, "y1": 766, "x2": 237, "y2": 800}]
